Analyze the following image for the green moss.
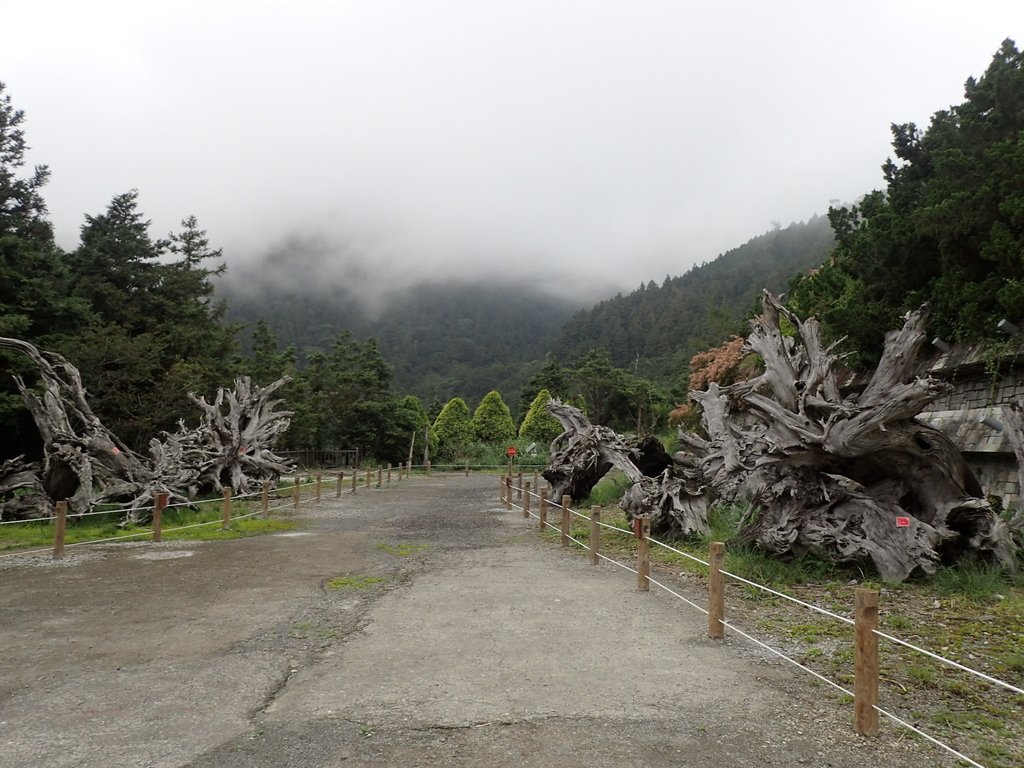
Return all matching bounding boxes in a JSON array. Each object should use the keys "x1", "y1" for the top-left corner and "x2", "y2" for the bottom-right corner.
[
  {"x1": 376, "y1": 542, "x2": 432, "y2": 557},
  {"x1": 325, "y1": 575, "x2": 386, "y2": 591}
]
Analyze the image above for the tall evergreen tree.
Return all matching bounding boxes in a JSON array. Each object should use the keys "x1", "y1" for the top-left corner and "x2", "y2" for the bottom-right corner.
[
  {"x1": 0, "y1": 83, "x2": 92, "y2": 459},
  {"x1": 432, "y1": 397, "x2": 474, "y2": 460},
  {"x1": 789, "y1": 39, "x2": 1024, "y2": 358},
  {"x1": 518, "y1": 388, "x2": 563, "y2": 442},
  {"x1": 471, "y1": 390, "x2": 516, "y2": 443}
]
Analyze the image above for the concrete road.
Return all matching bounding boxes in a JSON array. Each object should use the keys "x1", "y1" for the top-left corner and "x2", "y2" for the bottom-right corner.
[{"x1": 0, "y1": 474, "x2": 953, "y2": 767}]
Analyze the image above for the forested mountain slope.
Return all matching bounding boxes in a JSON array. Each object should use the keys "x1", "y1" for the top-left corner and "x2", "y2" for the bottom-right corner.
[
  {"x1": 220, "y1": 270, "x2": 577, "y2": 409},
  {"x1": 552, "y1": 216, "x2": 835, "y2": 384}
]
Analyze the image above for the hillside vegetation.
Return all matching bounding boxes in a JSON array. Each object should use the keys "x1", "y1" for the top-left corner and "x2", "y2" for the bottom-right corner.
[{"x1": 552, "y1": 215, "x2": 834, "y2": 387}]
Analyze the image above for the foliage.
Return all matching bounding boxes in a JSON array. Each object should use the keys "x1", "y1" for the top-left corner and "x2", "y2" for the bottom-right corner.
[
  {"x1": 0, "y1": 82, "x2": 95, "y2": 458},
  {"x1": 788, "y1": 39, "x2": 1024, "y2": 360},
  {"x1": 566, "y1": 349, "x2": 668, "y2": 435},
  {"x1": 580, "y1": 472, "x2": 633, "y2": 509},
  {"x1": 431, "y1": 397, "x2": 474, "y2": 459},
  {"x1": 687, "y1": 335, "x2": 747, "y2": 391},
  {"x1": 325, "y1": 574, "x2": 386, "y2": 590},
  {"x1": 518, "y1": 388, "x2": 563, "y2": 442},
  {"x1": 223, "y1": 272, "x2": 578, "y2": 409},
  {"x1": 552, "y1": 216, "x2": 835, "y2": 384},
  {"x1": 471, "y1": 390, "x2": 516, "y2": 442},
  {"x1": 516, "y1": 356, "x2": 570, "y2": 418}
]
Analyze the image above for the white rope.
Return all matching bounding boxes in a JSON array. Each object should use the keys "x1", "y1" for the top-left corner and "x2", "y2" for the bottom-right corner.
[
  {"x1": 596, "y1": 519, "x2": 633, "y2": 535},
  {"x1": 647, "y1": 575, "x2": 709, "y2": 615},
  {"x1": 0, "y1": 516, "x2": 56, "y2": 525},
  {"x1": 720, "y1": 619, "x2": 854, "y2": 697},
  {"x1": 595, "y1": 551, "x2": 639, "y2": 575},
  {"x1": 646, "y1": 536, "x2": 711, "y2": 567},
  {"x1": 541, "y1": 520, "x2": 561, "y2": 533},
  {"x1": 0, "y1": 502, "x2": 288, "y2": 558},
  {"x1": 565, "y1": 533, "x2": 591, "y2": 551},
  {"x1": 569, "y1": 507, "x2": 590, "y2": 521},
  {"x1": 0, "y1": 545, "x2": 52, "y2": 559},
  {"x1": 719, "y1": 568, "x2": 855, "y2": 626},
  {"x1": 873, "y1": 629, "x2": 1024, "y2": 696},
  {"x1": 873, "y1": 705, "x2": 987, "y2": 768}
]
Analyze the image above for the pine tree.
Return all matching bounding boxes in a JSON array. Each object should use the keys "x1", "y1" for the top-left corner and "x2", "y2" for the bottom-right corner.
[
  {"x1": 471, "y1": 390, "x2": 516, "y2": 443},
  {"x1": 432, "y1": 397, "x2": 474, "y2": 459},
  {"x1": 518, "y1": 388, "x2": 562, "y2": 442}
]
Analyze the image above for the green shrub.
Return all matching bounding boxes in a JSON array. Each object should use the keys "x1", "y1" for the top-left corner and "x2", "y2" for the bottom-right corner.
[{"x1": 471, "y1": 390, "x2": 516, "y2": 443}]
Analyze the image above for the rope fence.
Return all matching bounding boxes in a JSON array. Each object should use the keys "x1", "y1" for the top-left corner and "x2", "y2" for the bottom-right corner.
[
  {"x1": 0, "y1": 465, "x2": 420, "y2": 561},
  {"x1": 2, "y1": 463, "x2": 1017, "y2": 766},
  {"x1": 500, "y1": 475, "x2": 1020, "y2": 768}
]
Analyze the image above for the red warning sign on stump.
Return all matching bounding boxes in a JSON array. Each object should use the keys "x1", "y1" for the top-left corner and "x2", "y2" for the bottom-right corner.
[
  {"x1": 506, "y1": 446, "x2": 517, "y2": 457},
  {"x1": 895, "y1": 516, "x2": 911, "y2": 528}
]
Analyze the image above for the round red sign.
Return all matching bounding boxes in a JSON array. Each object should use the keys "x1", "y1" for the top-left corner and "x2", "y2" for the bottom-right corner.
[{"x1": 506, "y1": 446, "x2": 517, "y2": 457}]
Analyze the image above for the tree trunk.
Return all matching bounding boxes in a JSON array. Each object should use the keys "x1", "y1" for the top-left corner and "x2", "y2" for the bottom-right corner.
[
  {"x1": 0, "y1": 337, "x2": 294, "y2": 523},
  {"x1": 543, "y1": 400, "x2": 708, "y2": 537},
  {"x1": 686, "y1": 293, "x2": 1016, "y2": 581}
]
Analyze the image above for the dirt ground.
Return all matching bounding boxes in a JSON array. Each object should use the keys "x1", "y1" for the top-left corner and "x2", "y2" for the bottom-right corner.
[{"x1": 0, "y1": 474, "x2": 964, "y2": 767}]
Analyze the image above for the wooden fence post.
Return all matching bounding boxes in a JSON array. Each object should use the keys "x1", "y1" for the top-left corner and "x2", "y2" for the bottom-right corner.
[
  {"x1": 854, "y1": 588, "x2": 880, "y2": 737},
  {"x1": 292, "y1": 480, "x2": 300, "y2": 512},
  {"x1": 636, "y1": 516, "x2": 650, "y2": 591},
  {"x1": 516, "y1": 472, "x2": 523, "y2": 501},
  {"x1": 336, "y1": 472, "x2": 343, "y2": 498},
  {"x1": 377, "y1": 466, "x2": 383, "y2": 488},
  {"x1": 523, "y1": 481, "x2": 531, "y2": 519},
  {"x1": 387, "y1": 463, "x2": 392, "y2": 485},
  {"x1": 222, "y1": 487, "x2": 233, "y2": 530},
  {"x1": 465, "y1": 461, "x2": 469, "y2": 477},
  {"x1": 153, "y1": 492, "x2": 168, "y2": 542},
  {"x1": 262, "y1": 482, "x2": 270, "y2": 516},
  {"x1": 539, "y1": 488, "x2": 548, "y2": 531},
  {"x1": 316, "y1": 473, "x2": 322, "y2": 503},
  {"x1": 53, "y1": 500, "x2": 68, "y2": 560},
  {"x1": 533, "y1": 469, "x2": 539, "y2": 493},
  {"x1": 504, "y1": 477, "x2": 512, "y2": 510},
  {"x1": 365, "y1": 468, "x2": 372, "y2": 488},
  {"x1": 426, "y1": 460, "x2": 431, "y2": 476},
  {"x1": 561, "y1": 495, "x2": 571, "y2": 547},
  {"x1": 590, "y1": 506, "x2": 601, "y2": 565},
  {"x1": 351, "y1": 469, "x2": 358, "y2": 494},
  {"x1": 708, "y1": 541, "x2": 726, "y2": 639}
]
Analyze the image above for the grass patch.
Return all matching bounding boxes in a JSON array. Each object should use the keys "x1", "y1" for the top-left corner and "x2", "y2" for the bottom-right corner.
[
  {"x1": 325, "y1": 574, "x2": 386, "y2": 591},
  {"x1": 932, "y1": 563, "x2": 1012, "y2": 601},
  {"x1": 0, "y1": 499, "x2": 297, "y2": 551},
  {"x1": 524, "y1": 496, "x2": 1024, "y2": 768},
  {"x1": 376, "y1": 542, "x2": 432, "y2": 557},
  {"x1": 580, "y1": 473, "x2": 632, "y2": 509}
]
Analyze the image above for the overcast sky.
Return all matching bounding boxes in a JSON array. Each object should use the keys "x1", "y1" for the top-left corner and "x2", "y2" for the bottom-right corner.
[{"x1": 4, "y1": 1, "x2": 1021, "y2": 292}]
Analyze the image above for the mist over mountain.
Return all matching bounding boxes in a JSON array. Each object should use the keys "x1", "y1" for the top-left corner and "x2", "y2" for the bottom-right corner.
[
  {"x1": 551, "y1": 216, "x2": 836, "y2": 389},
  {"x1": 219, "y1": 216, "x2": 836, "y2": 410},
  {"x1": 218, "y1": 239, "x2": 585, "y2": 408}
]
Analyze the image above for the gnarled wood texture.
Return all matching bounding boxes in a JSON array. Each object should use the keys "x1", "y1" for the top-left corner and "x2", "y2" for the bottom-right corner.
[{"x1": 0, "y1": 337, "x2": 293, "y2": 522}]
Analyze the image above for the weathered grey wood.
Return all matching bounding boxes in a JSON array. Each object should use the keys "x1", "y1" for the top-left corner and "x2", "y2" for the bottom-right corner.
[
  {"x1": 543, "y1": 399, "x2": 708, "y2": 538},
  {"x1": 685, "y1": 293, "x2": 1016, "y2": 581},
  {"x1": 0, "y1": 337, "x2": 293, "y2": 523}
]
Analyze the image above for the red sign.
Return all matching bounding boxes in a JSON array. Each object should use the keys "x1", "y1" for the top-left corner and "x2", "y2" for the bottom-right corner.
[
  {"x1": 506, "y1": 446, "x2": 518, "y2": 457},
  {"x1": 895, "y1": 516, "x2": 911, "y2": 528}
]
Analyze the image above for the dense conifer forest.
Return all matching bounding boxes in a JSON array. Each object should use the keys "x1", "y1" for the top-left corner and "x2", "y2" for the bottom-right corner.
[{"x1": 2, "y1": 39, "x2": 1022, "y2": 463}]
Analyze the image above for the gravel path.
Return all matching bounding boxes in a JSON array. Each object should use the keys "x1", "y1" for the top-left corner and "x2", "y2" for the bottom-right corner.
[{"x1": 0, "y1": 474, "x2": 959, "y2": 767}]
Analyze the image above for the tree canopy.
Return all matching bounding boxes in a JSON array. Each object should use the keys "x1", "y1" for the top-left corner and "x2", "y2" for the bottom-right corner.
[
  {"x1": 471, "y1": 390, "x2": 516, "y2": 443},
  {"x1": 788, "y1": 39, "x2": 1024, "y2": 360}
]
